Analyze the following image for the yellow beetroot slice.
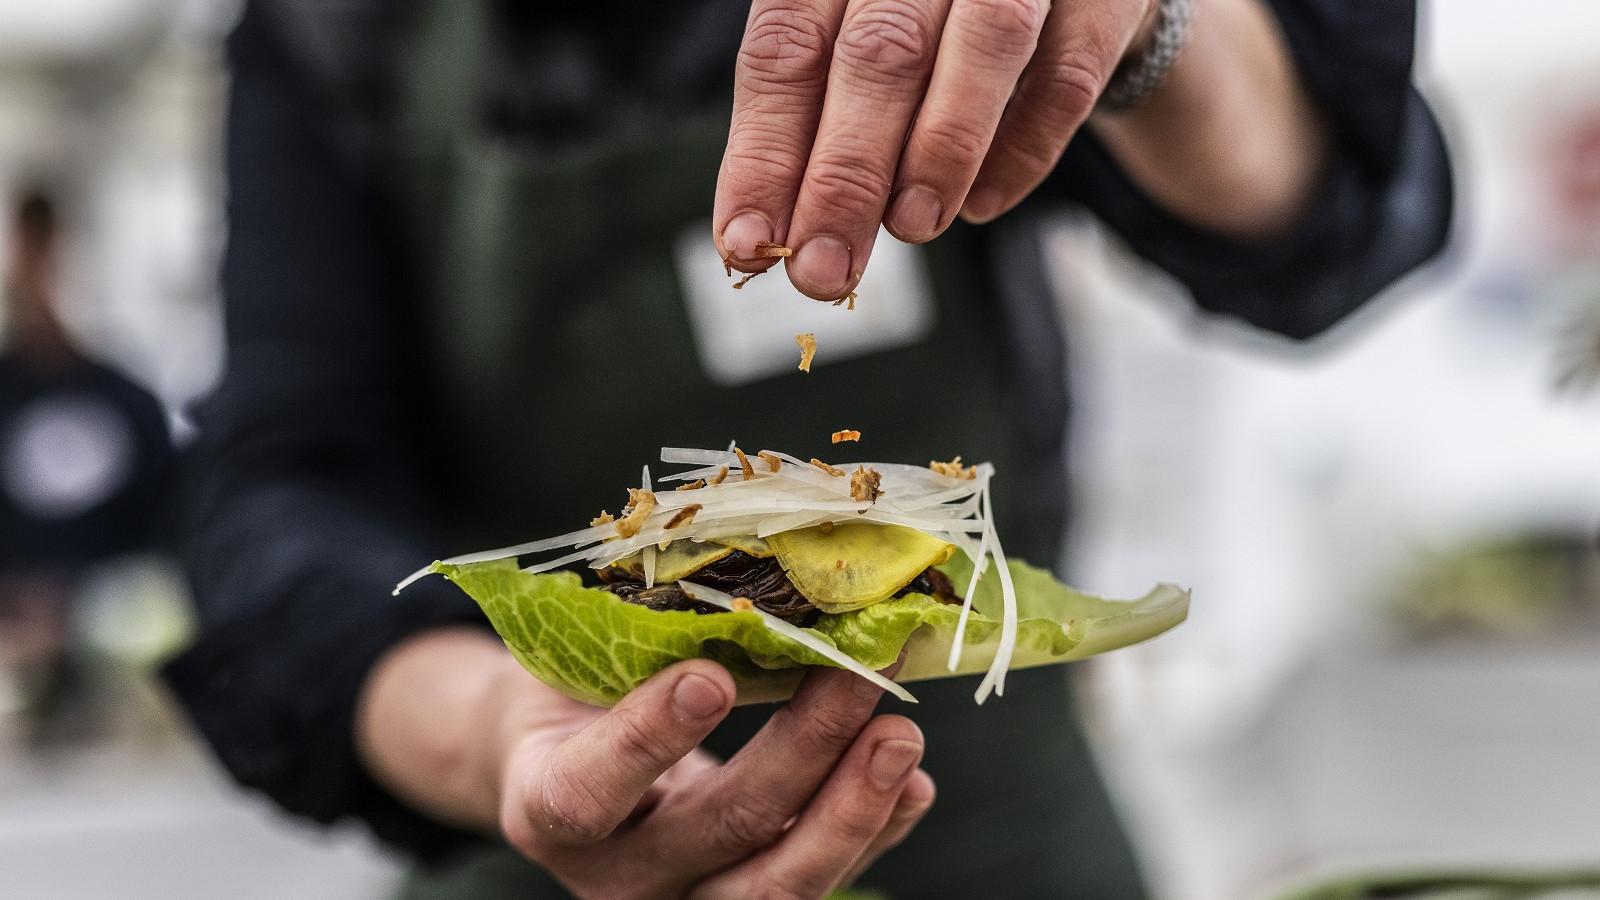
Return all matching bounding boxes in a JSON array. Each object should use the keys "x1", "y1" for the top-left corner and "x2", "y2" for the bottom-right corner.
[{"x1": 767, "y1": 521, "x2": 953, "y2": 614}]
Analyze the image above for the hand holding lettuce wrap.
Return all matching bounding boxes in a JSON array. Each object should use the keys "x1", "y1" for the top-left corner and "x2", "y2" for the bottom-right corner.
[{"x1": 357, "y1": 628, "x2": 934, "y2": 900}]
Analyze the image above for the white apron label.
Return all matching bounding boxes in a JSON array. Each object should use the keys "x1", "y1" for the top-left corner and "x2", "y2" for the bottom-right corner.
[{"x1": 675, "y1": 223, "x2": 937, "y2": 386}]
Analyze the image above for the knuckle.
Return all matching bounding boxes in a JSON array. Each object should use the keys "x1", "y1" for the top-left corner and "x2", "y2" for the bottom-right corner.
[
  {"x1": 740, "y1": 3, "x2": 833, "y2": 89},
  {"x1": 1001, "y1": 124, "x2": 1064, "y2": 177},
  {"x1": 788, "y1": 699, "x2": 869, "y2": 756},
  {"x1": 610, "y1": 703, "x2": 682, "y2": 769},
  {"x1": 711, "y1": 792, "x2": 790, "y2": 856},
  {"x1": 913, "y1": 114, "x2": 994, "y2": 171},
  {"x1": 723, "y1": 129, "x2": 809, "y2": 183},
  {"x1": 1033, "y1": 58, "x2": 1103, "y2": 121},
  {"x1": 536, "y1": 766, "x2": 615, "y2": 844},
  {"x1": 837, "y1": 0, "x2": 938, "y2": 82},
  {"x1": 966, "y1": 0, "x2": 1049, "y2": 51},
  {"x1": 806, "y1": 153, "x2": 893, "y2": 217},
  {"x1": 998, "y1": 131, "x2": 1062, "y2": 182}
]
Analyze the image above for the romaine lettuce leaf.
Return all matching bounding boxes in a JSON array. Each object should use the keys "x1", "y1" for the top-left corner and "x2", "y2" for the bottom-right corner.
[{"x1": 433, "y1": 555, "x2": 1187, "y2": 707}]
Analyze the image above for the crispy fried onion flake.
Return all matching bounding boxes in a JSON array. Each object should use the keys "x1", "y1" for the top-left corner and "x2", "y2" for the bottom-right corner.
[
  {"x1": 795, "y1": 333, "x2": 817, "y2": 372},
  {"x1": 929, "y1": 457, "x2": 977, "y2": 480},
  {"x1": 849, "y1": 466, "x2": 883, "y2": 504},
  {"x1": 616, "y1": 488, "x2": 656, "y2": 538},
  {"x1": 732, "y1": 447, "x2": 756, "y2": 481},
  {"x1": 809, "y1": 458, "x2": 845, "y2": 477},
  {"x1": 665, "y1": 504, "x2": 702, "y2": 529}
]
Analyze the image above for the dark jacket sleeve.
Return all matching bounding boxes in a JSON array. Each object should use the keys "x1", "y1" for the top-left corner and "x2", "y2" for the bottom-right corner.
[
  {"x1": 160, "y1": 4, "x2": 487, "y2": 861},
  {"x1": 1046, "y1": 0, "x2": 1453, "y2": 339}
]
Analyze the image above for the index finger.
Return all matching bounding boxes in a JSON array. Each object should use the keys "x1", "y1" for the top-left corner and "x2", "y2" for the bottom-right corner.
[
  {"x1": 782, "y1": 0, "x2": 954, "y2": 299},
  {"x1": 714, "y1": 0, "x2": 848, "y2": 272},
  {"x1": 505, "y1": 659, "x2": 734, "y2": 848}
]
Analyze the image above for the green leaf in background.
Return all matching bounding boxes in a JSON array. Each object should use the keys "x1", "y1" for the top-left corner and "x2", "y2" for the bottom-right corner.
[{"x1": 434, "y1": 554, "x2": 1187, "y2": 707}]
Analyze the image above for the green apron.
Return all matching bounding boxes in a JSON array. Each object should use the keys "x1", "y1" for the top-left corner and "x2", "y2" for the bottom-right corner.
[{"x1": 393, "y1": 1, "x2": 1149, "y2": 896}]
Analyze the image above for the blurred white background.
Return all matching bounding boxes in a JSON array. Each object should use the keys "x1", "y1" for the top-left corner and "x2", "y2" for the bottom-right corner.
[
  {"x1": 0, "y1": 0, "x2": 228, "y2": 429},
  {"x1": 1, "y1": 1, "x2": 1598, "y2": 899},
  {"x1": 0, "y1": 1, "x2": 404, "y2": 897},
  {"x1": 1061, "y1": 2, "x2": 1600, "y2": 898}
]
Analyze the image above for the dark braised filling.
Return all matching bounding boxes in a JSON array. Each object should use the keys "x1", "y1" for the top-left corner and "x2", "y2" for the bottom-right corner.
[{"x1": 596, "y1": 549, "x2": 962, "y2": 627}]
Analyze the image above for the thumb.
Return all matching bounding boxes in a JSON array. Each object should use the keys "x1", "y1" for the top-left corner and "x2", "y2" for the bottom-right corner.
[{"x1": 504, "y1": 659, "x2": 734, "y2": 848}]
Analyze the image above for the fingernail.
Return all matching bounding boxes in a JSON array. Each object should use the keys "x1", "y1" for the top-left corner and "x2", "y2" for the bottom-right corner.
[
  {"x1": 673, "y1": 673, "x2": 726, "y2": 720},
  {"x1": 869, "y1": 739, "x2": 922, "y2": 791},
  {"x1": 887, "y1": 186, "x2": 943, "y2": 242},
  {"x1": 721, "y1": 211, "x2": 773, "y2": 262},
  {"x1": 792, "y1": 235, "x2": 852, "y2": 295},
  {"x1": 961, "y1": 187, "x2": 1004, "y2": 224}
]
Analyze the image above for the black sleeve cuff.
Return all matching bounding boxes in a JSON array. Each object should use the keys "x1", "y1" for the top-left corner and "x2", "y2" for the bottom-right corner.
[
  {"x1": 163, "y1": 570, "x2": 492, "y2": 863},
  {"x1": 1054, "y1": 88, "x2": 1452, "y2": 340}
]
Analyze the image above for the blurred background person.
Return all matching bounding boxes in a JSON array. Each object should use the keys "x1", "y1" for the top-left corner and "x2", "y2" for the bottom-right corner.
[{"x1": 0, "y1": 187, "x2": 172, "y2": 744}]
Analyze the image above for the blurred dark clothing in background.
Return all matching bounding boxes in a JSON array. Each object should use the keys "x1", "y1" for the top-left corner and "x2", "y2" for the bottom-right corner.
[
  {"x1": 0, "y1": 191, "x2": 172, "y2": 742},
  {"x1": 0, "y1": 356, "x2": 172, "y2": 574}
]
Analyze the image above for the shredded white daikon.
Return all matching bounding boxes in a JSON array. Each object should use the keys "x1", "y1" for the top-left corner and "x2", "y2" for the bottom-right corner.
[
  {"x1": 678, "y1": 580, "x2": 916, "y2": 703},
  {"x1": 947, "y1": 471, "x2": 991, "y2": 672},
  {"x1": 395, "y1": 445, "x2": 1019, "y2": 702},
  {"x1": 973, "y1": 507, "x2": 1018, "y2": 703}
]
